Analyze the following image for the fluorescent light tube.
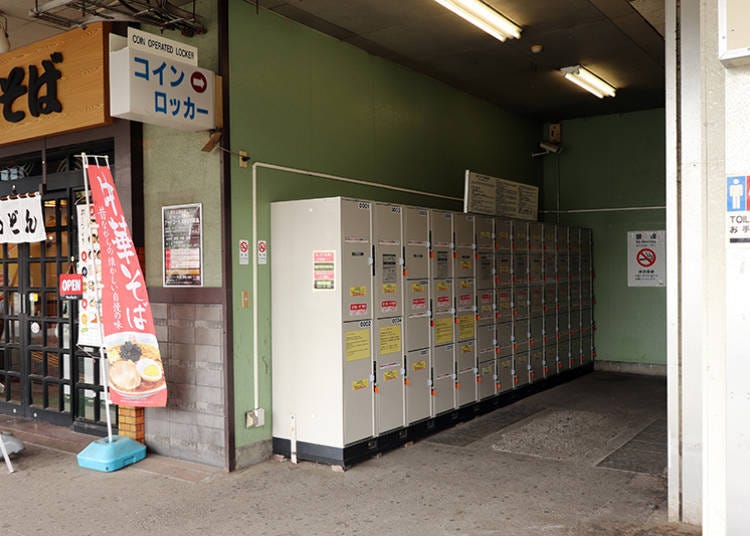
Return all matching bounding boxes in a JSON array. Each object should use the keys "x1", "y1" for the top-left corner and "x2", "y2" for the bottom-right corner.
[
  {"x1": 433, "y1": 0, "x2": 521, "y2": 42},
  {"x1": 560, "y1": 65, "x2": 616, "y2": 99}
]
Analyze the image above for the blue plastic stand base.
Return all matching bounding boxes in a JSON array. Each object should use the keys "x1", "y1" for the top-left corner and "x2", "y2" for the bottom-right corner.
[{"x1": 77, "y1": 435, "x2": 147, "y2": 472}]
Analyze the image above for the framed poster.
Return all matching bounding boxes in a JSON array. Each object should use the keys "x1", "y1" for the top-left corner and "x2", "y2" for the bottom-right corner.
[{"x1": 162, "y1": 203, "x2": 203, "y2": 287}]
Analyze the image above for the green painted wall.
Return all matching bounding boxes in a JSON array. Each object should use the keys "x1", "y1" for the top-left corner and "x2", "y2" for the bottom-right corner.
[
  {"x1": 543, "y1": 109, "x2": 666, "y2": 365},
  {"x1": 228, "y1": 3, "x2": 541, "y2": 450},
  {"x1": 142, "y1": 1, "x2": 222, "y2": 287}
]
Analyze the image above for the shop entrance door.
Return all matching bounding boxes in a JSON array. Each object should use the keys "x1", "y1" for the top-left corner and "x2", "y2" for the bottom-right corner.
[{"x1": 0, "y1": 175, "x2": 112, "y2": 429}]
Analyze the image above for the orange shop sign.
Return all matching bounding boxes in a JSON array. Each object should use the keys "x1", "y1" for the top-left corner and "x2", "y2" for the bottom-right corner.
[{"x1": 0, "y1": 23, "x2": 111, "y2": 147}]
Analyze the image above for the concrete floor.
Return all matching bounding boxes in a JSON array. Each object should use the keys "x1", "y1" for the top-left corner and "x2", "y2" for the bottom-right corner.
[{"x1": 0, "y1": 371, "x2": 700, "y2": 536}]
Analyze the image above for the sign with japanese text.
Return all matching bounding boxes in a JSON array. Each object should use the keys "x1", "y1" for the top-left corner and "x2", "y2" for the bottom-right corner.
[
  {"x1": 627, "y1": 230, "x2": 666, "y2": 287},
  {"x1": 0, "y1": 23, "x2": 110, "y2": 147},
  {"x1": 109, "y1": 30, "x2": 215, "y2": 131},
  {"x1": 0, "y1": 194, "x2": 46, "y2": 243},
  {"x1": 162, "y1": 203, "x2": 203, "y2": 287},
  {"x1": 464, "y1": 170, "x2": 539, "y2": 221},
  {"x1": 77, "y1": 204, "x2": 102, "y2": 347},
  {"x1": 88, "y1": 165, "x2": 166, "y2": 407}
]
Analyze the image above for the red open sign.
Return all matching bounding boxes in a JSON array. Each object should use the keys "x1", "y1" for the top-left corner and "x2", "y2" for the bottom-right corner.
[{"x1": 59, "y1": 274, "x2": 84, "y2": 299}]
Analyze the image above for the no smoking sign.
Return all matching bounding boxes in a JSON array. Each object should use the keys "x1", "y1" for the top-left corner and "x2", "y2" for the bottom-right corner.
[
  {"x1": 627, "y1": 231, "x2": 665, "y2": 287},
  {"x1": 239, "y1": 239, "x2": 249, "y2": 265}
]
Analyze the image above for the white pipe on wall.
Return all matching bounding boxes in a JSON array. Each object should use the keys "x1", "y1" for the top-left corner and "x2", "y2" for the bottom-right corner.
[{"x1": 250, "y1": 161, "x2": 462, "y2": 412}]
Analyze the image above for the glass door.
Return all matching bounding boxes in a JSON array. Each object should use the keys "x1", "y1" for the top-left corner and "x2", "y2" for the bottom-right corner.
[{"x1": 0, "y1": 186, "x2": 114, "y2": 429}]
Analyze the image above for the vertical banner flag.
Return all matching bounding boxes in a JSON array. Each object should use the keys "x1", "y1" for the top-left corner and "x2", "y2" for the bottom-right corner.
[
  {"x1": 88, "y1": 165, "x2": 167, "y2": 407},
  {"x1": 0, "y1": 194, "x2": 47, "y2": 243},
  {"x1": 76, "y1": 204, "x2": 103, "y2": 347}
]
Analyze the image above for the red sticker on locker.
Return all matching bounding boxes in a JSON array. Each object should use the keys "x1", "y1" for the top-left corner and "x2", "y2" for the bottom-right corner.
[
  {"x1": 459, "y1": 294, "x2": 473, "y2": 306},
  {"x1": 381, "y1": 300, "x2": 398, "y2": 312},
  {"x1": 350, "y1": 303, "x2": 368, "y2": 315},
  {"x1": 412, "y1": 298, "x2": 427, "y2": 310},
  {"x1": 437, "y1": 296, "x2": 451, "y2": 306},
  {"x1": 480, "y1": 293, "x2": 492, "y2": 304}
]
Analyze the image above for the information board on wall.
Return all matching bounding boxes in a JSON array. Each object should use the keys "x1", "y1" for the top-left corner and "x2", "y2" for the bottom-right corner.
[
  {"x1": 162, "y1": 203, "x2": 203, "y2": 287},
  {"x1": 627, "y1": 230, "x2": 666, "y2": 287},
  {"x1": 463, "y1": 171, "x2": 539, "y2": 220}
]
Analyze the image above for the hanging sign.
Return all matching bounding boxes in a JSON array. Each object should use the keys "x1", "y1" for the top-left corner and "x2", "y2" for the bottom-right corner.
[
  {"x1": 59, "y1": 274, "x2": 84, "y2": 299},
  {"x1": 88, "y1": 164, "x2": 166, "y2": 407},
  {"x1": 109, "y1": 29, "x2": 215, "y2": 131},
  {"x1": 162, "y1": 203, "x2": 203, "y2": 287},
  {"x1": 627, "y1": 230, "x2": 666, "y2": 287},
  {"x1": 0, "y1": 194, "x2": 46, "y2": 243},
  {"x1": 77, "y1": 204, "x2": 102, "y2": 347}
]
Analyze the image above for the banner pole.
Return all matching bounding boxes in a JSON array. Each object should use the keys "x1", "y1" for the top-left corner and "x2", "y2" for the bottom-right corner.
[{"x1": 81, "y1": 153, "x2": 113, "y2": 444}]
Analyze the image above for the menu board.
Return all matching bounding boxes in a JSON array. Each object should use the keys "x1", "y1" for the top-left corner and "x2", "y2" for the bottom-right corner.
[
  {"x1": 162, "y1": 203, "x2": 203, "y2": 287},
  {"x1": 463, "y1": 170, "x2": 539, "y2": 221}
]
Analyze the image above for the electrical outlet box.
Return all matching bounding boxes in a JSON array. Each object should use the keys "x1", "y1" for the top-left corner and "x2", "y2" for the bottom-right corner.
[
  {"x1": 548, "y1": 123, "x2": 561, "y2": 143},
  {"x1": 245, "y1": 408, "x2": 265, "y2": 428},
  {"x1": 239, "y1": 150, "x2": 249, "y2": 168}
]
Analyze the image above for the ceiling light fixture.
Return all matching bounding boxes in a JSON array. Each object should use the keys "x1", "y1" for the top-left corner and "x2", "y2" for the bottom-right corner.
[
  {"x1": 432, "y1": 0, "x2": 521, "y2": 42},
  {"x1": 0, "y1": 12, "x2": 10, "y2": 54},
  {"x1": 560, "y1": 65, "x2": 616, "y2": 99}
]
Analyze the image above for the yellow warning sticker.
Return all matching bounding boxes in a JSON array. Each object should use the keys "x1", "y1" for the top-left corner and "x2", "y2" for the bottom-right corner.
[
  {"x1": 379, "y1": 324, "x2": 402, "y2": 355},
  {"x1": 411, "y1": 282, "x2": 425, "y2": 293},
  {"x1": 345, "y1": 329, "x2": 371, "y2": 362},
  {"x1": 383, "y1": 283, "x2": 397, "y2": 294},
  {"x1": 350, "y1": 286, "x2": 367, "y2": 297},
  {"x1": 437, "y1": 281, "x2": 450, "y2": 292},
  {"x1": 480, "y1": 231, "x2": 491, "y2": 239},
  {"x1": 383, "y1": 369, "x2": 399, "y2": 381},
  {"x1": 461, "y1": 260, "x2": 473, "y2": 270},
  {"x1": 413, "y1": 360, "x2": 427, "y2": 371},
  {"x1": 458, "y1": 315, "x2": 475, "y2": 340},
  {"x1": 434, "y1": 316, "x2": 454, "y2": 345},
  {"x1": 482, "y1": 366, "x2": 492, "y2": 375},
  {"x1": 462, "y1": 343, "x2": 473, "y2": 354},
  {"x1": 352, "y1": 378, "x2": 369, "y2": 391},
  {"x1": 460, "y1": 279, "x2": 473, "y2": 289}
]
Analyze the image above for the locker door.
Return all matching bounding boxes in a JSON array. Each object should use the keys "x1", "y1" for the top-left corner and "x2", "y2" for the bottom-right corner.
[
  {"x1": 557, "y1": 226, "x2": 569, "y2": 253},
  {"x1": 342, "y1": 320, "x2": 374, "y2": 444},
  {"x1": 529, "y1": 285, "x2": 544, "y2": 317},
  {"x1": 529, "y1": 317, "x2": 544, "y2": 348},
  {"x1": 476, "y1": 289, "x2": 495, "y2": 325},
  {"x1": 557, "y1": 339, "x2": 571, "y2": 372},
  {"x1": 543, "y1": 314, "x2": 556, "y2": 346},
  {"x1": 456, "y1": 278, "x2": 475, "y2": 313},
  {"x1": 477, "y1": 357, "x2": 496, "y2": 399},
  {"x1": 476, "y1": 252, "x2": 495, "y2": 289},
  {"x1": 456, "y1": 340, "x2": 476, "y2": 406},
  {"x1": 496, "y1": 254, "x2": 512, "y2": 286},
  {"x1": 514, "y1": 352, "x2": 530, "y2": 387},
  {"x1": 557, "y1": 311, "x2": 571, "y2": 342},
  {"x1": 374, "y1": 317, "x2": 404, "y2": 434},
  {"x1": 529, "y1": 347, "x2": 543, "y2": 383},
  {"x1": 529, "y1": 222, "x2": 544, "y2": 251},
  {"x1": 496, "y1": 219, "x2": 512, "y2": 251},
  {"x1": 496, "y1": 322, "x2": 513, "y2": 357},
  {"x1": 543, "y1": 253, "x2": 556, "y2": 283},
  {"x1": 581, "y1": 335, "x2": 593, "y2": 365},
  {"x1": 543, "y1": 223, "x2": 556, "y2": 252},
  {"x1": 340, "y1": 199, "x2": 373, "y2": 322},
  {"x1": 404, "y1": 207, "x2": 429, "y2": 280},
  {"x1": 476, "y1": 324, "x2": 496, "y2": 353},
  {"x1": 544, "y1": 343, "x2": 558, "y2": 377},
  {"x1": 557, "y1": 283, "x2": 570, "y2": 311},
  {"x1": 568, "y1": 338, "x2": 582, "y2": 369},
  {"x1": 513, "y1": 318, "x2": 529, "y2": 351},
  {"x1": 529, "y1": 254, "x2": 543, "y2": 284},
  {"x1": 405, "y1": 280, "x2": 430, "y2": 351},
  {"x1": 373, "y1": 204, "x2": 403, "y2": 319},
  {"x1": 511, "y1": 221, "x2": 528, "y2": 251},
  {"x1": 513, "y1": 253, "x2": 529, "y2": 285},
  {"x1": 496, "y1": 286, "x2": 513, "y2": 322},
  {"x1": 453, "y1": 214, "x2": 475, "y2": 278},
  {"x1": 497, "y1": 356, "x2": 513, "y2": 393},
  {"x1": 513, "y1": 287, "x2": 529, "y2": 320},
  {"x1": 430, "y1": 211, "x2": 453, "y2": 279},
  {"x1": 406, "y1": 348, "x2": 431, "y2": 424},
  {"x1": 432, "y1": 344, "x2": 455, "y2": 415},
  {"x1": 544, "y1": 284, "x2": 557, "y2": 315},
  {"x1": 476, "y1": 216, "x2": 494, "y2": 251},
  {"x1": 455, "y1": 311, "x2": 475, "y2": 342}
]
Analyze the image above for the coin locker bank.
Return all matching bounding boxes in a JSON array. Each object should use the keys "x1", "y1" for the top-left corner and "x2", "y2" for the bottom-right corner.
[{"x1": 271, "y1": 197, "x2": 594, "y2": 466}]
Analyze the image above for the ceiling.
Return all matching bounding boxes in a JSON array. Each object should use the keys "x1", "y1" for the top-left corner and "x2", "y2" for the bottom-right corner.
[{"x1": 0, "y1": 0, "x2": 665, "y2": 120}]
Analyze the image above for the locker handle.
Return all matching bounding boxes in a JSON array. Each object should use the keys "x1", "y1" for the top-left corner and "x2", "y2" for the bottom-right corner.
[
  {"x1": 431, "y1": 389, "x2": 436, "y2": 396},
  {"x1": 371, "y1": 245, "x2": 376, "y2": 276},
  {"x1": 374, "y1": 385, "x2": 380, "y2": 394},
  {"x1": 404, "y1": 378, "x2": 409, "y2": 386}
]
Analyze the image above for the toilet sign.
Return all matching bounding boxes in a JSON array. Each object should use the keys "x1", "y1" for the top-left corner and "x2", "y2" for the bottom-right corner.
[
  {"x1": 727, "y1": 175, "x2": 750, "y2": 243},
  {"x1": 627, "y1": 231, "x2": 665, "y2": 287}
]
